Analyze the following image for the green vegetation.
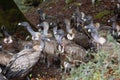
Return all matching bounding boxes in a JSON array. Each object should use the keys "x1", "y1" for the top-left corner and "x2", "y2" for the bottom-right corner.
[
  {"x1": 65, "y1": 0, "x2": 73, "y2": 5},
  {"x1": 0, "y1": 0, "x2": 27, "y2": 34},
  {"x1": 14, "y1": 0, "x2": 31, "y2": 12},
  {"x1": 0, "y1": 0, "x2": 34, "y2": 39},
  {"x1": 92, "y1": 0, "x2": 102, "y2": 5},
  {"x1": 14, "y1": 0, "x2": 43, "y2": 12},
  {"x1": 94, "y1": 10, "x2": 111, "y2": 19},
  {"x1": 64, "y1": 35, "x2": 120, "y2": 80}
]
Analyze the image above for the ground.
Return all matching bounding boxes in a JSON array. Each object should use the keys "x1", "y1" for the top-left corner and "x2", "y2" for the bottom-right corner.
[
  {"x1": 14, "y1": 0, "x2": 119, "y2": 80},
  {"x1": 24, "y1": 0, "x2": 116, "y2": 27}
]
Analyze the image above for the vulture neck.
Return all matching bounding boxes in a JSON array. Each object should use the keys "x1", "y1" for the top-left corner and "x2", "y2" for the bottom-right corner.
[
  {"x1": 25, "y1": 24, "x2": 35, "y2": 36},
  {"x1": 65, "y1": 20, "x2": 71, "y2": 33},
  {"x1": 38, "y1": 22, "x2": 49, "y2": 36}
]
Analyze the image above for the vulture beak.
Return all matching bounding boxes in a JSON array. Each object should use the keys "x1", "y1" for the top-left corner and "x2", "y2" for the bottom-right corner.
[
  {"x1": 98, "y1": 37, "x2": 106, "y2": 45},
  {"x1": 3, "y1": 36, "x2": 13, "y2": 44},
  {"x1": 118, "y1": 32, "x2": 120, "y2": 36},
  {"x1": 18, "y1": 22, "x2": 22, "y2": 26},
  {"x1": 58, "y1": 45, "x2": 64, "y2": 53},
  {"x1": 67, "y1": 33, "x2": 74, "y2": 40},
  {"x1": 32, "y1": 33, "x2": 41, "y2": 41},
  {"x1": 67, "y1": 29, "x2": 75, "y2": 40}
]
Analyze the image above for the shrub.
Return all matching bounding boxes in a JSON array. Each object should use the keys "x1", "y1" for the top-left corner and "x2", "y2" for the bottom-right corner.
[{"x1": 64, "y1": 34, "x2": 120, "y2": 80}]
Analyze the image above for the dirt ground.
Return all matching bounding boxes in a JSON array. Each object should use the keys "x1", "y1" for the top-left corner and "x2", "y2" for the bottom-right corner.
[
  {"x1": 24, "y1": 0, "x2": 117, "y2": 26},
  {"x1": 18, "y1": 0, "x2": 119, "y2": 80}
]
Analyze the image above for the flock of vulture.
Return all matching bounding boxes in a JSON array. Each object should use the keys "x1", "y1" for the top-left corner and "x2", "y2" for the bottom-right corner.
[{"x1": 0, "y1": 2, "x2": 120, "y2": 80}]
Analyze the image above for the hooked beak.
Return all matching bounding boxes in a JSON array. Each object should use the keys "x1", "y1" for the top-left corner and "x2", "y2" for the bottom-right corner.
[
  {"x1": 98, "y1": 37, "x2": 106, "y2": 45},
  {"x1": 36, "y1": 23, "x2": 44, "y2": 29},
  {"x1": 3, "y1": 36, "x2": 13, "y2": 44},
  {"x1": 18, "y1": 22, "x2": 22, "y2": 26},
  {"x1": 37, "y1": 24, "x2": 40, "y2": 27},
  {"x1": 67, "y1": 33, "x2": 75, "y2": 40},
  {"x1": 88, "y1": 29, "x2": 92, "y2": 32}
]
